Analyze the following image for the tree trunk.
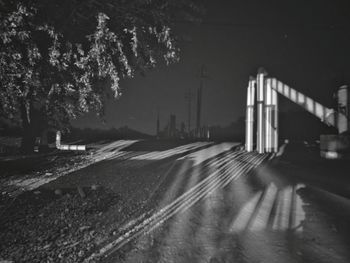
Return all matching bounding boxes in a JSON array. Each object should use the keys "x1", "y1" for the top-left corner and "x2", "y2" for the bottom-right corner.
[
  {"x1": 39, "y1": 128, "x2": 50, "y2": 152},
  {"x1": 21, "y1": 127, "x2": 37, "y2": 153},
  {"x1": 19, "y1": 85, "x2": 52, "y2": 153},
  {"x1": 20, "y1": 102, "x2": 37, "y2": 154}
]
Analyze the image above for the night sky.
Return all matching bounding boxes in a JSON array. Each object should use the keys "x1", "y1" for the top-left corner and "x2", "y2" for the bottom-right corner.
[{"x1": 73, "y1": 0, "x2": 350, "y2": 135}]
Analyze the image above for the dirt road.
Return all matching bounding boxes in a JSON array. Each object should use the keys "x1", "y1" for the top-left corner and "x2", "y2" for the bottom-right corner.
[
  {"x1": 1, "y1": 140, "x2": 349, "y2": 263},
  {"x1": 94, "y1": 143, "x2": 350, "y2": 263}
]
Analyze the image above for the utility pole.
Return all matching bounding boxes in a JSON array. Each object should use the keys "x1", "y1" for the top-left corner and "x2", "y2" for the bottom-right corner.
[
  {"x1": 196, "y1": 64, "x2": 208, "y2": 137},
  {"x1": 156, "y1": 107, "x2": 160, "y2": 138},
  {"x1": 185, "y1": 88, "x2": 194, "y2": 134}
]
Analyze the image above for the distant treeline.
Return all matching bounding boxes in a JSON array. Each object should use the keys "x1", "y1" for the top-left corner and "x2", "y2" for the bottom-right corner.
[
  {"x1": 1, "y1": 111, "x2": 339, "y2": 143},
  {"x1": 65, "y1": 126, "x2": 152, "y2": 143},
  {"x1": 209, "y1": 117, "x2": 245, "y2": 141},
  {"x1": 0, "y1": 124, "x2": 152, "y2": 144},
  {"x1": 279, "y1": 111, "x2": 337, "y2": 141},
  {"x1": 209, "y1": 111, "x2": 338, "y2": 142}
]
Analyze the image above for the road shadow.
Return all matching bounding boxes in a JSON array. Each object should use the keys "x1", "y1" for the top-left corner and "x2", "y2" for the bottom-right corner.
[{"x1": 109, "y1": 144, "x2": 350, "y2": 263}]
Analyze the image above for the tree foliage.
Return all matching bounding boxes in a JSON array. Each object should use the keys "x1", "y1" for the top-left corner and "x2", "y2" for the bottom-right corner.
[{"x1": 0, "y1": 0, "x2": 203, "y2": 150}]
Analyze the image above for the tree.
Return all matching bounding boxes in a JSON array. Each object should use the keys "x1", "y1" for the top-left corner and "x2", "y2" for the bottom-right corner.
[{"x1": 0, "y1": 0, "x2": 203, "y2": 152}]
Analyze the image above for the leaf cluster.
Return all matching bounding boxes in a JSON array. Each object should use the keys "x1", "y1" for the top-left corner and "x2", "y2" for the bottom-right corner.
[{"x1": 0, "y1": 0, "x2": 203, "y2": 131}]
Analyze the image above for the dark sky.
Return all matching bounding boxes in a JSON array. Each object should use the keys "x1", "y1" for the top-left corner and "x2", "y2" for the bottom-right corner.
[{"x1": 73, "y1": 0, "x2": 350, "y2": 135}]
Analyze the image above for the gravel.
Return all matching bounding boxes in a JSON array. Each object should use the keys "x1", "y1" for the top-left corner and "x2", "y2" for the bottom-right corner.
[{"x1": 0, "y1": 187, "x2": 122, "y2": 263}]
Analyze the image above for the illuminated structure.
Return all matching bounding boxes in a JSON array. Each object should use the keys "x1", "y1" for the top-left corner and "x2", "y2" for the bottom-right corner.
[
  {"x1": 56, "y1": 131, "x2": 86, "y2": 151},
  {"x1": 245, "y1": 68, "x2": 349, "y2": 156},
  {"x1": 245, "y1": 77, "x2": 255, "y2": 152}
]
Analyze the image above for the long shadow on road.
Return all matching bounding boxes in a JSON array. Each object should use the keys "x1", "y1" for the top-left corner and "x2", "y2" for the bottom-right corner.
[{"x1": 101, "y1": 144, "x2": 350, "y2": 263}]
